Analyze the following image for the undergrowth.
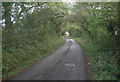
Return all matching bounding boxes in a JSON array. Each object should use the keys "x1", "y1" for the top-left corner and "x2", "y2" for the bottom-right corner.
[
  {"x1": 2, "y1": 36, "x2": 64, "y2": 79},
  {"x1": 75, "y1": 38, "x2": 119, "y2": 80}
]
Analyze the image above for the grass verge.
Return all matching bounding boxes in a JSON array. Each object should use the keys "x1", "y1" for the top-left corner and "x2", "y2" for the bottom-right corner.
[
  {"x1": 2, "y1": 37, "x2": 65, "y2": 80},
  {"x1": 75, "y1": 38, "x2": 119, "y2": 80}
]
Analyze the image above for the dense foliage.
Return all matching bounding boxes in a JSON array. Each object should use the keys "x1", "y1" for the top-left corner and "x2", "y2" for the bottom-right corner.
[
  {"x1": 1, "y1": 2, "x2": 119, "y2": 80},
  {"x1": 2, "y1": 2, "x2": 69, "y2": 79},
  {"x1": 70, "y1": 2, "x2": 120, "y2": 80},
  {"x1": 70, "y1": 2, "x2": 119, "y2": 49}
]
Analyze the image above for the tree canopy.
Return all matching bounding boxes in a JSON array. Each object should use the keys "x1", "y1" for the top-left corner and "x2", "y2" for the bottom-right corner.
[{"x1": 1, "y1": 2, "x2": 120, "y2": 80}]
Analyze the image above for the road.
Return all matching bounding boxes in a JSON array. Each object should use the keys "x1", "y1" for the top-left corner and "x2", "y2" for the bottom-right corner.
[{"x1": 12, "y1": 39, "x2": 90, "y2": 80}]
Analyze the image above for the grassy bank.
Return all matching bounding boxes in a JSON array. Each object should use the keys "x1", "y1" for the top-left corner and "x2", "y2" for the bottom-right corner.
[
  {"x1": 2, "y1": 36, "x2": 65, "y2": 79},
  {"x1": 75, "y1": 38, "x2": 119, "y2": 80}
]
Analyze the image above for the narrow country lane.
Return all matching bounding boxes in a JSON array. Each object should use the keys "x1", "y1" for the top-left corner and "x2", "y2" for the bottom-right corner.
[{"x1": 12, "y1": 39, "x2": 90, "y2": 80}]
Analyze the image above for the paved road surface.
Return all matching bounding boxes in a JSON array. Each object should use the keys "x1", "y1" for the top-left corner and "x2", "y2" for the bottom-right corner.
[{"x1": 12, "y1": 39, "x2": 90, "y2": 80}]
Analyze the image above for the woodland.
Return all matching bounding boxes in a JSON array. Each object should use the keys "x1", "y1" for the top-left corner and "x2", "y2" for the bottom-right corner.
[{"x1": 1, "y1": 2, "x2": 120, "y2": 80}]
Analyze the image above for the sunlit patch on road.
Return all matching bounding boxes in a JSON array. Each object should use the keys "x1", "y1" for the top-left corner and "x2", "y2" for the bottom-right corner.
[
  {"x1": 65, "y1": 39, "x2": 75, "y2": 42},
  {"x1": 64, "y1": 63, "x2": 76, "y2": 67}
]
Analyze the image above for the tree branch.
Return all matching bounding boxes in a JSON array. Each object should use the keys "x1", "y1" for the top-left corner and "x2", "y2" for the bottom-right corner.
[{"x1": 25, "y1": 2, "x2": 47, "y2": 13}]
